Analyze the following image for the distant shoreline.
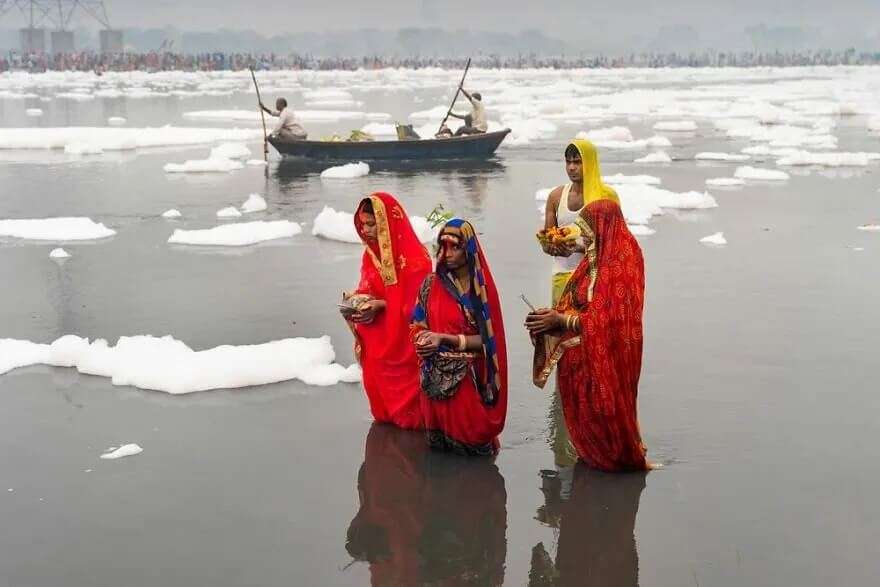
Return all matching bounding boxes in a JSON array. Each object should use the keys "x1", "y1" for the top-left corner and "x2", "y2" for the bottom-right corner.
[{"x1": 3, "y1": 50, "x2": 880, "y2": 73}]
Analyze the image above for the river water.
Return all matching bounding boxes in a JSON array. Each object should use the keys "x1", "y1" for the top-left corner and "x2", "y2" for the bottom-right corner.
[{"x1": 1, "y1": 66, "x2": 879, "y2": 586}]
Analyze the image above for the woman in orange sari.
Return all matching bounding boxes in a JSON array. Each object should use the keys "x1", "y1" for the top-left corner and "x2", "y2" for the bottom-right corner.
[
  {"x1": 411, "y1": 219, "x2": 507, "y2": 456},
  {"x1": 526, "y1": 141, "x2": 651, "y2": 471},
  {"x1": 343, "y1": 192, "x2": 432, "y2": 429}
]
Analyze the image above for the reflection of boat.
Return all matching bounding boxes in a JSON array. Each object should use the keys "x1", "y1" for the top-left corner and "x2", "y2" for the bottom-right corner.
[
  {"x1": 268, "y1": 129, "x2": 510, "y2": 161},
  {"x1": 529, "y1": 466, "x2": 647, "y2": 586},
  {"x1": 346, "y1": 424, "x2": 507, "y2": 585}
]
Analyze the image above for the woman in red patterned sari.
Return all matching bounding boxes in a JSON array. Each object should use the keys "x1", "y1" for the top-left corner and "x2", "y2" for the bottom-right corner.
[
  {"x1": 410, "y1": 219, "x2": 507, "y2": 456},
  {"x1": 526, "y1": 198, "x2": 653, "y2": 472},
  {"x1": 343, "y1": 192, "x2": 432, "y2": 429}
]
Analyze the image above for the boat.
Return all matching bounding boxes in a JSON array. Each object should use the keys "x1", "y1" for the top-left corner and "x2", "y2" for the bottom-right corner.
[{"x1": 267, "y1": 129, "x2": 510, "y2": 161}]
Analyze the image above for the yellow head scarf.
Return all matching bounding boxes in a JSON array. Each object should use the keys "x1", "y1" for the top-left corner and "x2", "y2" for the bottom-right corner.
[{"x1": 568, "y1": 138, "x2": 620, "y2": 206}]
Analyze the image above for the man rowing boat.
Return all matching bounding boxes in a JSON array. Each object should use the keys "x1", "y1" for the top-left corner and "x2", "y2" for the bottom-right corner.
[
  {"x1": 448, "y1": 89, "x2": 487, "y2": 135},
  {"x1": 260, "y1": 97, "x2": 308, "y2": 140}
]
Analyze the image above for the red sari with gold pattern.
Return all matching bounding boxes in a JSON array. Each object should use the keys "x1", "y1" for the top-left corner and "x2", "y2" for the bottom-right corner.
[
  {"x1": 538, "y1": 199, "x2": 649, "y2": 472},
  {"x1": 352, "y1": 193, "x2": 432, "y2": 429}
]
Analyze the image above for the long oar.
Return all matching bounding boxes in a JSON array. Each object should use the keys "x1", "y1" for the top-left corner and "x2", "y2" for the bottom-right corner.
[
  {"x1": 249, "y1": 67, "x2": 269, "y2": 163},
  {"x1": 437, "y1": 57, "x2": 472, "y2": 134}
]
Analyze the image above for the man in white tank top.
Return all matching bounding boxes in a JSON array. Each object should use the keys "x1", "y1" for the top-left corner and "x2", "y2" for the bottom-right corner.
[{"x1": 542, "y1": 143, "x2": 587, "y2": 305}]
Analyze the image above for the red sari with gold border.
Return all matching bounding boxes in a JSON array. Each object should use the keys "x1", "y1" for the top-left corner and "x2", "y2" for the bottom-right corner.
[
  {"x1": 352, "y1": 192, "x2": 432, "y2": 429},
  {"x1": 535, "y1": 199, "x2": 649, "y2": 472}
]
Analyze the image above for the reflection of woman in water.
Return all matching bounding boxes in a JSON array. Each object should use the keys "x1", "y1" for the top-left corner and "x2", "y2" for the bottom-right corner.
[
  {"x1": 346, "y1": 424, "x2": 508, "y2": 585},
  {"x1": 343, "y1": 192, "x2": 432, "y2": 429},
  {"x1": 529, "y1": 466, "x2": 647, "y2": 586},
  {"x1": 526, "y1": 151, "x2": 653, "y2": 470},
  {"x1": 411, "y1": 219, "x2": 507, "y2": 455}
]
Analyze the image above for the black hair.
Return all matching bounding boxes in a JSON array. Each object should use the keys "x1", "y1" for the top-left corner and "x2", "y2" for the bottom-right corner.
[
  {"x1": 276, "y1": 97, "x2": 287, "y2": 108},
  {"x1": 472, "y1": 92, "x2": 482, "y2": 101},
  {"x1": 359, "y1": 199, "x2": 374, "y2": 214},
  {"x1": 564, "y1": 143, "x2": 581, "y2": 160}
]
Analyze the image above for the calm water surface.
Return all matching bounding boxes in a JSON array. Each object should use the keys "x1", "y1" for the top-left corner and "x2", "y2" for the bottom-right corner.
[{"x1": 1, "y1": 75, "x2": 878, "y2": 586}]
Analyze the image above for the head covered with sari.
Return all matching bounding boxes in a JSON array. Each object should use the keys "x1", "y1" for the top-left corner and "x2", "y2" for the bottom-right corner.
[
  {"x1": 568, "y1": 138, "x2": 620, "y2": 207},
  {"x1": 352, "y1": 192, "x2": 432, "y2": 429},
  {"x1": 421, "y1": 218, "x2": 507, "y2": 406}
]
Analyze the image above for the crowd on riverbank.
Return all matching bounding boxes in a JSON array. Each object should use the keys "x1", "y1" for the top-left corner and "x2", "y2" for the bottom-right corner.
[{"x1": 2, "y1": 48, "x2": 879, "y2": 73}]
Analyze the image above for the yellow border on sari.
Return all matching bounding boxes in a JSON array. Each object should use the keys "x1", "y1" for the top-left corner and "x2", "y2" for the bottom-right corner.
[{"x1": 366, "y1": 195, "x2": 398, "y2": 286}]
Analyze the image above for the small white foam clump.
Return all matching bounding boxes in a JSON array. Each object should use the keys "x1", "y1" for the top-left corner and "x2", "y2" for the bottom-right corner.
[
  {"x1": 164, "y1": 157, "x2": 243, "y2": 173},
  {"x1": 26, "y1": 108, "x2": 43, "y2": 117},
  {"x1": 320, "y1": 162, "x2": 369, "y2": 179},
  {"x1": 312, "y1": 206, "x2": 436, "y2": 244},
  {"x1": 581, "y1": 126, "x2": 633, "y2": 142},
  {"x1": 107, "y1": 116, "x2": 126, "y2": 126},
  {"x1": 247, "y1": 159, "x2": 267, "y2": 167},
  {"x1": 64, "y1": 142, "x2": 106, "y2": 155},
  {"x1": 49, "y1": 247, "x2": 70, "y2": 259},
  {"x1": 695, "y1": 152, "x2": 750, "y2": 162},
  {"x1": 0, "y1": 217, "x2": 115, "y2": 241},
  {"x1": 168, "y1": 220, "x2": 301, "y2": 246},
  {"x1": 635, "y1": 151, "x2": 672, "y2": 163},
  {"x1": 628, "y1": 225, "x2": 656, "y2": 236},
  {"x1": 535, "y1": 187, "x2": 553, "y2": 202},
  {"x1": 603, "y1": 174, "x2": 662, "y2": 185},
  {"x1": 776, "y1": 151, "x2": 878, "y2": 167},
  {"x1": 857, "y1": 224, "x2": 880, "y2": 232},
  {"x1": 706, "y1": 178, "x2": 745, "y2": 187},
  {"x1": 216, "y1": 206, "x2": 242, "y2": 218},
  {"x1": 210, "y1": 142, "x2": 251, "y2": 160},
  {"x1": 0, "y1": 334, "x2": 360, "y2": 392},
  {"x1": 161, "y1": 209, "x2": 182, "y2": 219},
  {"x1": 654, "y1": 120, "x2": 697, "y2": 132},
  {"x1": 100, "y1": 444, "x2": 143, "y2": 460},
  {"x1": 360, "y1": 122, "x2": 397, "y2": 137},
  {"x1": 240, "y1": 193, "x2": 267, "y2": 213},
  {"x1": 734, "y1": 166, "x2": 790, "y2": 181},
  {"x1": 575, "y1": 129, "x2": 670, "y2": 150},
  {"x1": 700, "y1": 232, "x2": 727, "y2": 246},
  {"x1": 615, "y1": 184, "x2": 718, "y2": 226}
]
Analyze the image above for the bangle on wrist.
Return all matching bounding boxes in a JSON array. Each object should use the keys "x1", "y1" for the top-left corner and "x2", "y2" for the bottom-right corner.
[{"x1": 457, "y1": 334, "x2": 466, "y2": 351}]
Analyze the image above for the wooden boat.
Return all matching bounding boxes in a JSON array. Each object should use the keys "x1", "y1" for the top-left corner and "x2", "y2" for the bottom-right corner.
[{"x1": 268, "y1": 129, "x2": 510, "y2": 161}]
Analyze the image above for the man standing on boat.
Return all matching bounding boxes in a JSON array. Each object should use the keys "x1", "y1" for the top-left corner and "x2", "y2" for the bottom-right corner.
[
  {"x1": 449, "y1": 89, "x2": 488, "y2": 136},
  {"x1": 260, "y1": 97, "x2": 308, "y2": 140}
]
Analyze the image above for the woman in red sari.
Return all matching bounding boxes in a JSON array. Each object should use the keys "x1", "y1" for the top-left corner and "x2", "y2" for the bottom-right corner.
[
  {"x1": 343, "y1": 192, "x2": 432, "y2": 429},
  {"x1": 410, "y1": 219, "x2": 507, "y2": 456},
  {"x1": 526, "y1": 196, "x2": 653, "y2": 472}
]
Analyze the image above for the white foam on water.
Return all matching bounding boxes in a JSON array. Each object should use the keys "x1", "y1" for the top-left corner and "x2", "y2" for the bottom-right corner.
[
  {"x1": 635, "y1": 151, "x2": 672, "y2": 163},
  {"x1": 246, "y1": 159, "x2": 267, "y2": 166},
  {"x1": 615, "y1": 184, "x2": 717, "y2": 225},
  {"x1": 869, "y1": 117, "x2": 880, "y2": 131},
  {"x1": 535, "y1": 187, "x2": 553, "y2": 202},
  {"x1": 100, "y1": 444, "x2": 143, "y2": 460},
  {"x1": 168, "y1": 220, "x2": 302, "y2": 246},
  {"x1": 857, "y1": 224, "x2": 880, "y2": 232},
  {"x1": 603, "y1": 174, "x2": 662, "y2": 185},
  {"x1": 25, "y1": 108, "x2": 43, "y2": 117},
  {"x1": 734, "y1": 166, "x2": 790, "y2": 181},
  {"x1": 579, "y1": 126, "x2": 633, "y2": 143},
  {"x1": 240, "y1": 193, "x2": 267, "y2": 213},
  {"x1": 700, "y1": 232, "x2": 728, "y2": 245},
  {"x1": 628, "y1": 225, "x2": 656, "y2": 236},
  {"x1": 56, "y1": 92, "x2": 94, "y2": 101},
  {"x1": 706, "y1": 177, "x2": 746, "y2": 187},
  {"x1": 210, "y1": 142, "x2": 251, "y2": 160},
  {"x1": 320, "y1": 162, "x2": 369, "y2": 179},
  {"x1": 776, "y1": 151, "x2": 878, "y2": 167},
  {"x1": 216, "y1": 206, "x2": 242, "y2": 218},
  {"x1": 107, "y1": 116, "x2": 126, "y2": 126},
  {"x1": 0, "y1": 217, "x2": 115, "y2": 241},
  {"x1": 183, "y1": 109, "x2": 390, "y2": 123},
  {"x1": 164, "y1": 157, "x2": 244, "y2": 173},
  {"x1": 161, "y1": 209, "x2": 182, "y2": 219},
  {"x1": 0, "y1": 334, "x2": 359, "y2": 392},
  {"x1": 695, "y1": 152, "x2": 750, "y2": 162},
  {"x1": 64, "y1": 142, "x2": 106, "y2": 155},
  {"x1": 49, "y1": 247, "x2": 70, "y2": 259},
  {"x1": 311, "y1": 206, "x2": 436, "y2": 244},
  {"x1": 0, "y1": 127, "x2": 262, "y2": 151},
  {"x1": 654, "y1": 120, "x2": 697, "y2": 132}
]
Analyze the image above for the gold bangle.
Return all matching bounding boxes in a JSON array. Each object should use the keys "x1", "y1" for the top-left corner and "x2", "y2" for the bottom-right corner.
[{"x1": 457, "y1": 334, "x2": 466, "y2": 351}]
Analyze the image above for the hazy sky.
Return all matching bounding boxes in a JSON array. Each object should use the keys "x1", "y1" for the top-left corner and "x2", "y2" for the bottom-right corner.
[{"x1": 40, "y1": 0, "x2": 880, "y2": 37}]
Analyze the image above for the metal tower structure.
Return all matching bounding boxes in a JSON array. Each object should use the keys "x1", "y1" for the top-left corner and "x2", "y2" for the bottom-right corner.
[{"x1": 0, "y1": 0, "x2": 122, "y2": 54}]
